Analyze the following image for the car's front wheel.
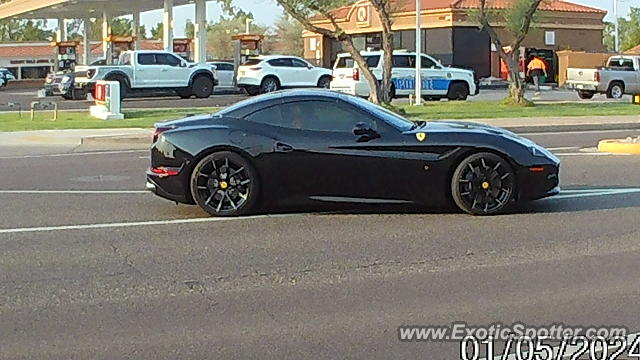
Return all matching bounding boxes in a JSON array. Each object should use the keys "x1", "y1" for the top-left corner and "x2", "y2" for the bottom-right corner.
[
  {"x1": 192, "y1": 76, "x2": 214, "y2": 98},
  {"x1": 317, "y1": 76, "x2": 332, "y2": 89},
  {"x1": 447, "y1": 82, "x2": 469, "y2": 101},
  {"x1": 451, "y1": 152, "x2": 516, "y2": 215},
  {"x1": 190, "y1": 151, "x2": 259, "y2": 217}
]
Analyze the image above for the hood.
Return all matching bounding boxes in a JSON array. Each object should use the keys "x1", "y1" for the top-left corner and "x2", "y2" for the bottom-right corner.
[{"x1": 410, "y1": 120, "x2": 534, "y2": 144}]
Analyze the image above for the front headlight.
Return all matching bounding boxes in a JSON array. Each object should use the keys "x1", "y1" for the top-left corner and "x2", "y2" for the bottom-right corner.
[
  {"x1": 62, "y1": 76, "x2": 71, "y2": 83},
  {"x1": 531, "y1": 145, "x2": 554, "y2": 159}
]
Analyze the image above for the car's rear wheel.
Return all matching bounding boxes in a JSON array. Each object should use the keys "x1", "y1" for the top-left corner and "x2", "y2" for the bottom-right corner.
[
  {"x1": 451, "y1": 152, "x2": 516, "y2": 215},
  {"x1": 192, "y1": 76, "x2": 214, "y2": 98},
  {"x1": 577, "y1": 90, "x2": 595, "y2": 100},
  {"x1": 190, "y1": 151, "x2": 259, "y2": 217},
  {"x1": 260, "y1": 77, "x2": 280, "y2": 94},
  {"x1": 318, "y1": 76, "x2": 332, "y2": 89},
  {"x1": 244, "y1": 86, "x2": 260, "y2": 96},
  {"x1": 606, "y1": 82, "x2": 624, "y2": 99}
]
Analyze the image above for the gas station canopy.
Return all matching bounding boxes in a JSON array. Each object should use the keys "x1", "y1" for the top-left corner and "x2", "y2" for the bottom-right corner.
[{"x1": 0, "y1": 0, "x2": 191, "y2": 19}]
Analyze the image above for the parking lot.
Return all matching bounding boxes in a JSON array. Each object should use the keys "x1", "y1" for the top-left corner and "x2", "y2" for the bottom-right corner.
[
  {"x1": 1, "y1": 128, "x2": 640, "y2": 359},
  {"x1": 0, "y1": 87, "x2": 631, "y2": 112}
]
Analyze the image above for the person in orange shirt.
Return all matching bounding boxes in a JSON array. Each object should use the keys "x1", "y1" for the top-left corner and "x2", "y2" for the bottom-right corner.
[{"x1": 526, "y1": 55, "x2": 548, "y2": 95}]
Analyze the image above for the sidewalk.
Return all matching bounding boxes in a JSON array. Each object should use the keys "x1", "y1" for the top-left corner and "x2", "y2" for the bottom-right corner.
[{"x1": 0, "y1": 115, "x2": 638, "y2": 154}]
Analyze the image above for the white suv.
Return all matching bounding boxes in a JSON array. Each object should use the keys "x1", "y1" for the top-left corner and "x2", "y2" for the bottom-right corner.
[
  {"x1": 331, "y1": 51, "x2": 478, "y2": 101},
  {"x1": 237, "y1": 55, "x2": 333, "y2": 96}
]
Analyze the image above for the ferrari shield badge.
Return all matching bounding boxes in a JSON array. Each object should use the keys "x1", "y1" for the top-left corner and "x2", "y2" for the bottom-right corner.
[{"x1": 416, "y1": 132, "x2": 427, "y2": 142}]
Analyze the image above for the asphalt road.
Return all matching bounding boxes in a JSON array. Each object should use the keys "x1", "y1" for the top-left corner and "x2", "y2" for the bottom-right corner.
[
  {"x1": 1, "y1": 129, "x2": 640, "y2": 359},
  {"x1": 0, "y1": 87, "x2": 630, "y2": 112}
]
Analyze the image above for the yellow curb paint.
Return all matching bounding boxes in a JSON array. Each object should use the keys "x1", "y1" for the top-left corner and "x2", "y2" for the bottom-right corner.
[{"x1": 598, "y1": 139, "x2": 640, "y2": 155}]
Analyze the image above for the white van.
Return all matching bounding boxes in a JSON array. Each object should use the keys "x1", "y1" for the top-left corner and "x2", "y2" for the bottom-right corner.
[{"x1": 330, "y1": 50, "x2": 478, "y2": 100}]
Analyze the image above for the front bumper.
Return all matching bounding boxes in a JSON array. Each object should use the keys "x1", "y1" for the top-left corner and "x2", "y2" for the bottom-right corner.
[{"x1": 519, "y1": 164, "x2": 561, "y2": 200}]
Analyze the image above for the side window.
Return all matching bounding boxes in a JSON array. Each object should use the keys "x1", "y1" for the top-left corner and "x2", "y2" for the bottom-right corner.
[
  {"x1": 421, "y1": 56, "x2": 437, "y2": 69},
  {"x1": 268, "y1": 58, "x2": 293, "y2": 67},
  {"x1": 137, "y1": 54, "x2": 156, "y2": 65},
  {"x1": 280, "y1": 100, "x2": 374, "y2": 132},
  {"x1": 244, "y1": 105, "x2": 287, "y2": 127},
  {"x1": 291, "y1": 59, "x2": 309, "y2": 68},
  {"x1": 392, "y1": 55, "x2": 413, "y2": 68},
  {"x1": 156, "y1": 54, "x2": 182, "y2": 67},
  {"x1": 219, "y1": 63, "x2": 234, "y2": 71}
]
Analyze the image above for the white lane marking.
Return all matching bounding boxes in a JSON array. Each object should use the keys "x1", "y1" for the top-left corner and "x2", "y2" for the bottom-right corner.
[
  {"x1": 521, "y1": 129, "x2": 640, "y2": 136},
  {"x1": 548, "y1": 188, "x2": 640, "y2": 200},
  {"x1": 488, "y1": 332, "x2": 640, "y2": 360},
  {"x1": 547, "y1": 147, "x2": 579, "y2": 151},
  {"x1": 0, "y1": 190, "x2": 148, "y2": 194},
  {"x1": 0, "y1": 215, "x2": 297, "y2": 234},
  {"x1": 0, "y1": 150, "x2": 148, "y2": 160},
  {"x1": 555, "y1": 152, "x2": 632, "y2": 156}
]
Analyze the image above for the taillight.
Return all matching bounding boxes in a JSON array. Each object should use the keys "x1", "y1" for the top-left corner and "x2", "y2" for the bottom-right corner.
[
  {"x1": 87, "y1": 69, "x2": 96, "y2": 79},
  {"x1": 153, "y1": 127, "x2": 171, "y2": 143},
  {"x1": 594, "y1": 71, "x2": 600, "y2": 82},
  {"x1": 150, "y1": 167, "x2": 180, "y2": 177},
  {"x1": 249, "y1": 67, "x2": 262, "y2": 71},
  {"x1": 353, "y1": 68, "x2": 360, "y2": 81}
]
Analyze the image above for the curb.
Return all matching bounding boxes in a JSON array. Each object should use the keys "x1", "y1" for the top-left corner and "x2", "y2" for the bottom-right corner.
[
  {"x1": 81, "y1": 134, "x2": 151, "y2": 146},
  {"x1": 598, "y1": 138, "x2": 640, "y2": 154},
  {"x1": 502, "y1": 122, "x2": 640, "y2": 134}
]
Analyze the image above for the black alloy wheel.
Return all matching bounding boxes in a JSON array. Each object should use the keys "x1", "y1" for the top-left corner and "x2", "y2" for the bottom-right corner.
[
  {"x1": 193, "y1": 76, "x2": 214, "y2": 98},
  {"x1": 190, "y1": 151, "x2": 258, "y2": 217},
  {"x1": 451, "y1": 152, "x2": 516, "y2": 215}
]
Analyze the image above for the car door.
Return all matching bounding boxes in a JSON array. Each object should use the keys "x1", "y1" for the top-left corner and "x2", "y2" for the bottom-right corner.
[
  {"x1": 135, "y1": 53, "x2": 159, "y2": 87},
  {"x1": 216, "y1": 63, "x2": 235, "y2": 88},
  {"x1": 290, "y1": 58, "x2": 317, "y2": 87},
  {"x1": 156, "y1": 53, "x2": 191, "y2": 87},
  {"x1": 420, "y1": 55, "x2": 449, "y2": 96},
  {"x1": 267, "y1": 58, "x2": 294, "y2": 87},
  {"x1": 391, "y1": 55, "x2": 415, "y2": 96},
  {"x1": 271, "y1": 98, "x2": 410, "y2": 203}
]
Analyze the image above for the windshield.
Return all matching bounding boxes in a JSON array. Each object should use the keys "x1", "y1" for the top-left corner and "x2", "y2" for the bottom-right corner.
[
  {"x1": 344, "y1": 95, "x2": 415, "y2": 131},
  {"x1": 335, "y1": 55, "x2": 381, "y2": 69}
]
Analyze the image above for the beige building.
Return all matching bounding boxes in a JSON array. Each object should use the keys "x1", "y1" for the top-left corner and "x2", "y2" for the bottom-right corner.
[{"x1": 304, "y1": 0, "x2": 607, "y2": 81}]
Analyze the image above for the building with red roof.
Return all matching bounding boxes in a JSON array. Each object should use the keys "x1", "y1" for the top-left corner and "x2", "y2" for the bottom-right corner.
[{"x1": 304, "y1": 0, "x2": 607, "y2": 81}]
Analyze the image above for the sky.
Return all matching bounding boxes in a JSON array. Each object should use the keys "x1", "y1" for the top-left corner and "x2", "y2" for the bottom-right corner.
[{"x1": 50, "y1": 0, "x2": 631, "y2": 36}]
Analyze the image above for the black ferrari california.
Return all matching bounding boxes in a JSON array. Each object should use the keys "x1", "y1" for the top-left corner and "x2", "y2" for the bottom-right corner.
[{"x1": 146, "y1": 90, "x2": 560, "y2": 216}]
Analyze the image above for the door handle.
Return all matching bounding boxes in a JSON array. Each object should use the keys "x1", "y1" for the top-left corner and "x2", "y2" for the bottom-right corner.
[{"x1": 275, "y1": 142, "x2": 293, "y2": 153}]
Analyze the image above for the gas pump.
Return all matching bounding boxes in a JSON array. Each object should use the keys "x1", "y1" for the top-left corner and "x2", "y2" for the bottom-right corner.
[
  {"x1": 51, "y1": 41, "x2": 79, "y2": 71},
  {"x1": 173, "y1": 38, "x2": 193, "y2": 61},
  {"x1": 231, "y1": 34, "x2": 264, "y2": 86},
  {"x1": 104, "y1": 36, "x2": 136, "y2": 64}
]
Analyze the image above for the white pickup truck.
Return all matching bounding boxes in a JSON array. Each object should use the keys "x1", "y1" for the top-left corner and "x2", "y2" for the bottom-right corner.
[
  {"x1": 566, "y1": 55, "x2": 640, "y2": 99},
  {"x1": 73, "y1": 50, "x2": 218, "y2": 99}
]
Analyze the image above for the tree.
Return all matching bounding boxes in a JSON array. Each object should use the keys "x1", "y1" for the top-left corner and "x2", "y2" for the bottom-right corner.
[
  {"x1": 604, "y1": 8, "x2": 640, "y2": 52},
  {"x1": 185, "y1": 20, "x2": 195, "y2": 39},
  {"x1": 275, "y1": 0, "x2": 395, "y2": 104},
  {"x1": 150, "y1": 22, "x2": 163, "y2": 40},
  {"x1": 0, "y1": 18, "x2": 53, "y2": 41},
  {"x1": 474, "y1": 0, "x2": 543, "y2": 105},
  {"x1": 206, "y1": 15, "x2": 268, "y2": 59},
  {"x1": 369, "y1": 0, "x2": 395, "y2": 103},
  {"x1": 270, "y1": 14, "x2": 304, "y2": 57}
]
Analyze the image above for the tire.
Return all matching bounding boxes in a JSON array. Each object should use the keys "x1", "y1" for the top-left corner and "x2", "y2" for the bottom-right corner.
[
  {"x1": 577, "y1": 91, "x2": 595, "y2": 100},
  {"x1": 260, "y1": 77, "x2": 280, "y2": 94},
  {"x1": 71, "y1": 89, "x2": 86, "y2": 101},
  {"x1": 423, "y1": 96, "x2": 443, "y2": 102},
  {"x1": 176, "y1": 88, "x2": 192, "y2": 99},
  {"x1": 451, "y1": 152, "x2": 516, "y2": 216},
  {"x1": 190, "y1": 151, "x2": 259, "y2": 217},
  {"x1": 192, "y1": 76, "x2": 214, "y2": 99},
  {"x1": 606, "y1": 82, "x2": 624, "y2": 99},
  {"x1": 447, "y1": 82, "x2": 469, "y2": 101},
  {"x1": 317, "y1": 76, "x2": 332, "y2": 89}
]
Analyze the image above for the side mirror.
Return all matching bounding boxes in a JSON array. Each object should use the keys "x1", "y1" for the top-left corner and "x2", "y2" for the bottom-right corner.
[
  {"x1": 181, "y1": 62, "x2": 188, "y2": 68},
  {"x1": 353, "y1": 122, "x2": 380, "y2": 142},
  {"x1": 307, "y1": 65, "x2": 314, "y2": 70}
]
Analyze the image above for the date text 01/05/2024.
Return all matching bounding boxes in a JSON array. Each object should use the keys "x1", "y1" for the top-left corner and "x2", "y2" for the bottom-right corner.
[{"x1": 460, "y1": 335, "x2": 640, "y2": 360}]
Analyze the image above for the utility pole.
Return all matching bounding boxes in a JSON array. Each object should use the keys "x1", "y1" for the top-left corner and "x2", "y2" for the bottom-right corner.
[
  {"x1": 246, "y1": 18, "x2": 253, "y2": 34},
  {"x1": 614, "y1": 0, "x2": 620, "y2": 52},
  {"x1": 415, "y1": 0, "x2": 422, "y2": 105}
]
